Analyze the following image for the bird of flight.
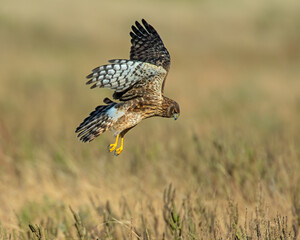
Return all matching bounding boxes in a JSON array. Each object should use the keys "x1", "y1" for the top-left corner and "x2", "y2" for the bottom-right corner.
[{"x1": 75, "y1": 19, "x2": 180, "y2": 155}]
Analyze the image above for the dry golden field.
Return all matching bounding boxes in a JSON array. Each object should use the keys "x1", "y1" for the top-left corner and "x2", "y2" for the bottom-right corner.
[{"x1": 1, "y1": 0, "x2": 300, "y2": 239}]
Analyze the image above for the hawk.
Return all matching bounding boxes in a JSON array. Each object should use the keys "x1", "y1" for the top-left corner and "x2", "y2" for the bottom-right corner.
[{"x1": 75, "y1": 19, "x2": 180, "y2": 155}]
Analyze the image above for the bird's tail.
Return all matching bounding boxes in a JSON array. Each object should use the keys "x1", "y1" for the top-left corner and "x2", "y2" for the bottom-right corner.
[{"x1": 75, "y1": 98, "x2": 117, "y2": 142}]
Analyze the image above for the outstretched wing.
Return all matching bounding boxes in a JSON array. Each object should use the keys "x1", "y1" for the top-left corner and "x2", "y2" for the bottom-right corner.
[
  {"x1": 86, "y1": 20, "x2": 170, "y2": 100},
  {"x1": 130, "y1": 19, "x2": 170, "y2": 71},
  {"x1": 86, "y1": 59, "x2": 167, "y2": 100}
]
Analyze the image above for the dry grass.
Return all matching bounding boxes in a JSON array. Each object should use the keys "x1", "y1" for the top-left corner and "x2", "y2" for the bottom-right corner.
[{"x1": 0, "y1": 0, "x2": 300, "y2": 239}]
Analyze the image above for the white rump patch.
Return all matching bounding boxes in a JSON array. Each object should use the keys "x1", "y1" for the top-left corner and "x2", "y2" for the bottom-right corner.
[{"x1": 107, "y1": 106, "x2": 125, "y2": 121}]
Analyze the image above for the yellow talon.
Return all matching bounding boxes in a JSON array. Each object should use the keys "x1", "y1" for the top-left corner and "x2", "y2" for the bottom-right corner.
[
  {"x1": 114, "y1": 137, "x2": 124, "y2": 156},
  {"x1": 108, "y1": 134, "x2": 119, "y2": 152}
]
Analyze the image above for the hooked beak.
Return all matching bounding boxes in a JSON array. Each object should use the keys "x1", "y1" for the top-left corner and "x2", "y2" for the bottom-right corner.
[{"x1": 174, "y1": 113, "x2": 178, "y2": 120}]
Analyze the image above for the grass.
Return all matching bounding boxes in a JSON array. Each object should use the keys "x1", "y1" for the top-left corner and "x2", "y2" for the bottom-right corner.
[
  {"x1": 0, "y1": 0, "x2": 300, "y2": 239},
  {"x1": 1, "y1": 185, "x2": 298, "y2": 239}
]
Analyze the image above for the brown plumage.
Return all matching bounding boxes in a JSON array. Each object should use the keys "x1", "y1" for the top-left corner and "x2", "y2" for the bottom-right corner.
[{"x1": 75, "y1": 19, "x2": 180, "y2": 155}]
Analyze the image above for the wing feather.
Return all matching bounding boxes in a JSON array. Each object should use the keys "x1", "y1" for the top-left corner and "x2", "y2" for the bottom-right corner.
[
  {"x1": 86, "y1": 59, "x2": 166, "y2": 96},
  {"x1": 86, "y1": 60, "x2": 142, "y2": 91},
  {"x1": 130, "y1": 19, "x2": 171, "y2": 71},
  {"x1": 85, "y1": 20, "x2": 170, "y2": 101}
]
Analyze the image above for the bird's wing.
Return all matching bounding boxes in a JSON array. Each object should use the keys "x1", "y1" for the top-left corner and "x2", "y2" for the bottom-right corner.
[
  {"x1": 130, "y1": 19, "x2": 170, "y2": 93},
  {"x1": 86, "y1": 59, "x2": 167, "y2": 101}
]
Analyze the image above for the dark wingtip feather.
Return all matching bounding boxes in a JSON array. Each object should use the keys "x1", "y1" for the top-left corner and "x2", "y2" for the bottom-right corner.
[
  {"x1": 135, "y1": 21, "x2": 142, "y2": 28},
  {"x1": 86, "y1": 79, "x2": 93, "y2": 85},
  {"x1": 92, "y1": 66, "x2": 100, "y2": 73},
  {"x1": 141, "y1": 19, "x2": 150, "y2": 30},
  {"x1": 144, "y1": 21, "x2": 156, "y2": 34},
  {"x1": 131, "y1": 25, "x2": 141, "y2": 36},
  {"x1": 90, "y1": 84, "x2": 97, "y2": 89},
  {"x1": 130, "y1": 32, "x2": 135, "y2": 38},
  {"x1": 86, "y1": 73, "x2": 93, "y2": 79},
  {"x1": 108, "y1": 59, "x2": 118, "y2": 63},
  {"x1": 141, "y1": 19, "x2": 147, "y2": 25},
  {"x1": 129, "y1": 19, "x2": 170, "y2": 70},
  {"x1": 136, "y1": 21, "x2": 147, "y2": 34}
]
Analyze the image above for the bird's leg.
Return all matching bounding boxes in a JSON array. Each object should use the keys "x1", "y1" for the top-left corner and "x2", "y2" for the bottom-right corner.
[
  {"x1": 108, "y1": 134, "x2": 119, "y2": 152},
  {"x1": 114, "y1": 137, "x2": 124, "y2": 156}
]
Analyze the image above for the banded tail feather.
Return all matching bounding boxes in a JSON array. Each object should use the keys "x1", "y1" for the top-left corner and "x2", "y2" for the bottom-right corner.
[{"x1": 76, "y1": 102, "x2": 119, "y2": 143}]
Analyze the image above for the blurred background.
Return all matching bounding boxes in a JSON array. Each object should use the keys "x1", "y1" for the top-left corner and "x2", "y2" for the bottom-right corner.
[{"x1": 1, "y1": 0, "x2": 300, "y2": 238}]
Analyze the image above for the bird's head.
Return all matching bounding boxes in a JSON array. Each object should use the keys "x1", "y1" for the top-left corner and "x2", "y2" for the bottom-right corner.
[{"x1": 167, "y1": 101, "x2": 180, "y2": 120}]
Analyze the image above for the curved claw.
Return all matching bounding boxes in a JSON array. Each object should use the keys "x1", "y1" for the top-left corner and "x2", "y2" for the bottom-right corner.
[
  {"x1": 108, "y1": 143, "x2": 117, "y2": 152},
  {"x1": 114, "y1": 147, "x2": 123, "y2": 156},
  {"x1": 108, "y1": 134, "x2": 119, "y2": 152},
  {"x1": 114, "y1": 137, "x2": 124, "y2": 156}
]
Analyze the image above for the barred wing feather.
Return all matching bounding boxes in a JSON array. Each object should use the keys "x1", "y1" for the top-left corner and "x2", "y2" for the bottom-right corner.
[{"x1": 86, "y1": 59, "x2": 166, "y2": 93}]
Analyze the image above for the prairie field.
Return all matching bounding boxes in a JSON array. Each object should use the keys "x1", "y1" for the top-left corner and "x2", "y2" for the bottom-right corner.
[{"x1": 0, "y1": 0, "x2": 300, "y2": 239}]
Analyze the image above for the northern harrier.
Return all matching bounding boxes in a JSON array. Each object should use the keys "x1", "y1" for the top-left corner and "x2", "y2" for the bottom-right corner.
[{"x1": 76, "y1": 19, "x2": 180, "y2": 155}]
